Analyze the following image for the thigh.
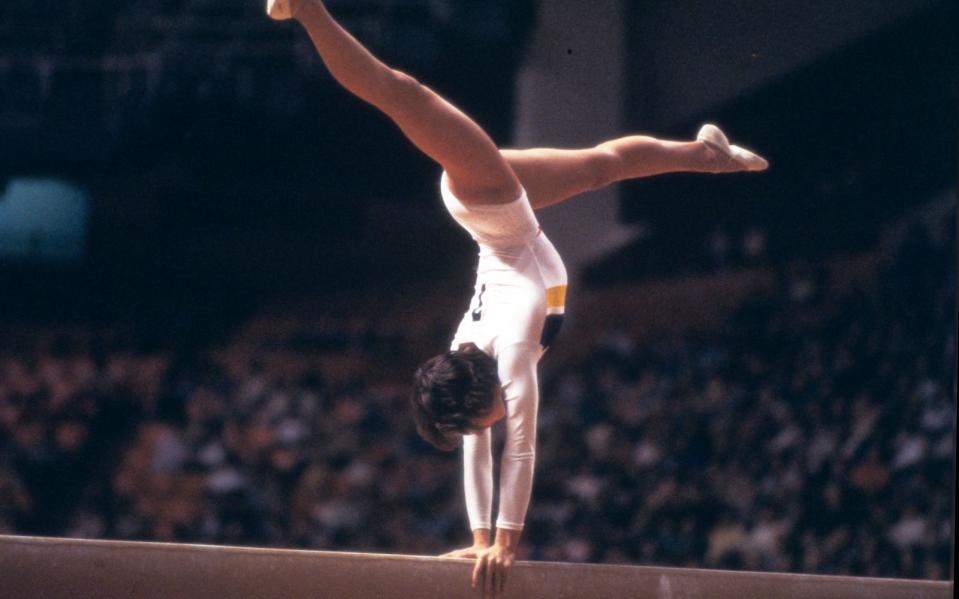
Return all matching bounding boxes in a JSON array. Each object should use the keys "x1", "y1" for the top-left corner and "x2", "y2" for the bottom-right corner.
[
  {"x1": 384, "y1": 74, "x2": 521, "y2": 205},
  {"x1": 500, "y1": 147, "x2": 618, "y2": 209}
]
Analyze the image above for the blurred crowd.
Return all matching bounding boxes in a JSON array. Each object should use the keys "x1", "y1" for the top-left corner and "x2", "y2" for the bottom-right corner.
[
  {"x1": 0, "y1": 210, "x2": 954, "y2": 580},
  {"x1": 530, "y1": 218, "x2": 955, "y2": 578}
]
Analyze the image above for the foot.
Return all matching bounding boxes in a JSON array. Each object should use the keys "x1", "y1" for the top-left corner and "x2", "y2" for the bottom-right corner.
[
  {"x1": 266, "y1": 0, "x2": 300, "y2": 20},
  {"x1": 697, "y1": 124, "x2": 768, "y2": 172}
]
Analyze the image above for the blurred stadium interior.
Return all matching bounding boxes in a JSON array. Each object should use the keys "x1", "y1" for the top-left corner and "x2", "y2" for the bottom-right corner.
[{"x1": 0, "y1": 0, "x2": 956, "y2": 582}]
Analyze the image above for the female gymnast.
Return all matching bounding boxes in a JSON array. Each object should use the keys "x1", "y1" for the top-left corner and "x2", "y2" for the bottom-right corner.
[{"x1": 267, "y1": 0, "x2": 767, "y2": 595}]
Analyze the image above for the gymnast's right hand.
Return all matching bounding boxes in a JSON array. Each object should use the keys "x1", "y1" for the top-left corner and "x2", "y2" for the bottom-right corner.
[{"x1": 441, "y1": 528, "x2": 491, "y2": 560}]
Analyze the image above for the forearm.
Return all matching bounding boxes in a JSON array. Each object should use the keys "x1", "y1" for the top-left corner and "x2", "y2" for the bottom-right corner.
[
  {"x1": 495, "y1": 452, "x2": 534, "y2": 531},
  {"x1": 463, "y1": 429, "x2": 494, "y2": 531},
  {"x1": 295, "y1": 1, "x2": 399, "y2": 106}
]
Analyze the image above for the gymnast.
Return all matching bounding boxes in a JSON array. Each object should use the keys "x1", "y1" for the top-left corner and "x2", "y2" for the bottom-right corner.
[{"x1": 267, "y1": 1, "x2": 767, "y2": 594}]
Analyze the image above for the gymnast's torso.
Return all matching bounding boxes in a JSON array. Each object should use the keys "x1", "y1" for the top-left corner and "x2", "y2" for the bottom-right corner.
[
  {"x1": 439, "y1": 171, "x2": 567, "y2": 531},
  {"x1": 440, "y1": 171, "x2": 567, "y2": 355}
]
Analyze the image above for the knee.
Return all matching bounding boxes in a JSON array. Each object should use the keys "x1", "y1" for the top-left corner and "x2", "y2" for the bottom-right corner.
[
  {"x1": 588, "y1": 148, "x2": 622, "y2": 190},
  {"x1": 389, "y1": 69, "x2": 418, "y2": 88},
  {"x1": 386, "y1": 69, "x2": 423, "y2": 105}
]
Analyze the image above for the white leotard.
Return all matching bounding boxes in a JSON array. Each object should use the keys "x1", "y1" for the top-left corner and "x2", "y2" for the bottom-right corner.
[{"x1": 441, "y1": 172, "x2": 568, "y2": 531}]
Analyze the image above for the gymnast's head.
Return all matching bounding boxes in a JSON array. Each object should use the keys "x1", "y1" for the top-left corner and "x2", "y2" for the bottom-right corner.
[{"x1": 410, "y1": 343, "x2": 505, "y2": 451}]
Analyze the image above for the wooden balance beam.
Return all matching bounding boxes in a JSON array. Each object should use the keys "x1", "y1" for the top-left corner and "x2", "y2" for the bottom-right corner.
[{"x1": 0, "y1": 535, "x2": 951, "y2": 598}]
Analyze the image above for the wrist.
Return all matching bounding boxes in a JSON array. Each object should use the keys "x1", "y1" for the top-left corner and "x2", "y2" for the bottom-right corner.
[
  {"x1": 471, "y1": 528, "x2": 491, "y2": 548},
  {"x1": 493, "y1": 527, "x2": 522, "y2": 552}
]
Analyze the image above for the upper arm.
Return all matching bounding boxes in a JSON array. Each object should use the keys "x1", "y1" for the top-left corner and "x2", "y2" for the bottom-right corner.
[{"x1": 497, "y1": 343, "x2": 540, "y2": 456}]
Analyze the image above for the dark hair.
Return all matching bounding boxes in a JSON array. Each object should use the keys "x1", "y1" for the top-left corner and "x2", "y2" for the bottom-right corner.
[{"x1": 410, "y1": 343, "x2": 500, "y2": 451}]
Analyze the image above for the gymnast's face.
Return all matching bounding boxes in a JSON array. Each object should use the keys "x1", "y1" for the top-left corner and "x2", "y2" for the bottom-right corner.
[{"x1": 469, "y1": 385, "x2": 506, "y2": 431}]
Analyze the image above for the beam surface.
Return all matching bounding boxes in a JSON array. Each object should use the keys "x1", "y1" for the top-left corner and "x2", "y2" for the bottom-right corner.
[{"x1": 0, "y1": 535, "x2": 952, "y2": 599}]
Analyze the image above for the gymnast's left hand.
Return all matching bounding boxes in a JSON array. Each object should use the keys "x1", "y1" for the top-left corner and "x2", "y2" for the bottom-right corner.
[{"x1": 471, "y1": 543, "x2": 515, "y2": 597}]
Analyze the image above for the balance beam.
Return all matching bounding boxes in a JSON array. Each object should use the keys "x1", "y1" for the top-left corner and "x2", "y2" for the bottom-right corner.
[{"x1": 0, "y1": 535, "x2": 951, "y2": 598}]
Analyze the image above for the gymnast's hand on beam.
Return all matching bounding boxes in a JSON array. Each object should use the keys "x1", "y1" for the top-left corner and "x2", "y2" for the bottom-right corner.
[
  {"x1": 441, "y1": 528, "x2": 491, "y2": 560},
  {"x1": 470, "y1": 543, "x2": 515, "y2": 598},
  {"x1": 441, "y1": 545, "x2": 488, "y2": 559},
  {"x1": 441, "y1": 528, "x2": 515, "y2": 597}
]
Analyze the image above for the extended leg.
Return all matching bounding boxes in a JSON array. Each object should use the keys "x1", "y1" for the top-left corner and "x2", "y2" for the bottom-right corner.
[
  {"x1": 503, "y1": 131, "x2": 765, "y2": 210},
  {"x1": 287, "y1": 0, "x2": 520, "y2": 204}
]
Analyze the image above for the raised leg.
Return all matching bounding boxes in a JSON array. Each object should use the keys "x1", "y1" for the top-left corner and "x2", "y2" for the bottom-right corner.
[
  {"x1": 503, "y1": 133, "x2": 759, "y2": 210},
  {"x1": 291, "y1": 0, "x2": 520, "y2": 204}
]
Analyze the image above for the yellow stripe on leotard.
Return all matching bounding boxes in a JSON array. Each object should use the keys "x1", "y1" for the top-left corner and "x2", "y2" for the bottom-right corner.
[{"x1": 546, "y1": 285, "x2": 567, "y2": 315}]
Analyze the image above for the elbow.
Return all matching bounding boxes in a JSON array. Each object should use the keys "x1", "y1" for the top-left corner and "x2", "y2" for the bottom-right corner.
[
  {"x1": 385, "y1": 69, "x2": 424, "y2": 106},
  {"x1": 504, "y1": 445, "x2": 536, "y2": 463},
  {"x1": 588, "y1": 147, "x2": 622, "y2": 191},
  {"x1": 389, "y1": 68, "x2": 418, "y2": 86},
  {"x1": 505, "y1": 428, "x2": 537, "y2": 462},
  {"x1": 509, "y1": 452, "x2": 535, "y2": 464}
]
